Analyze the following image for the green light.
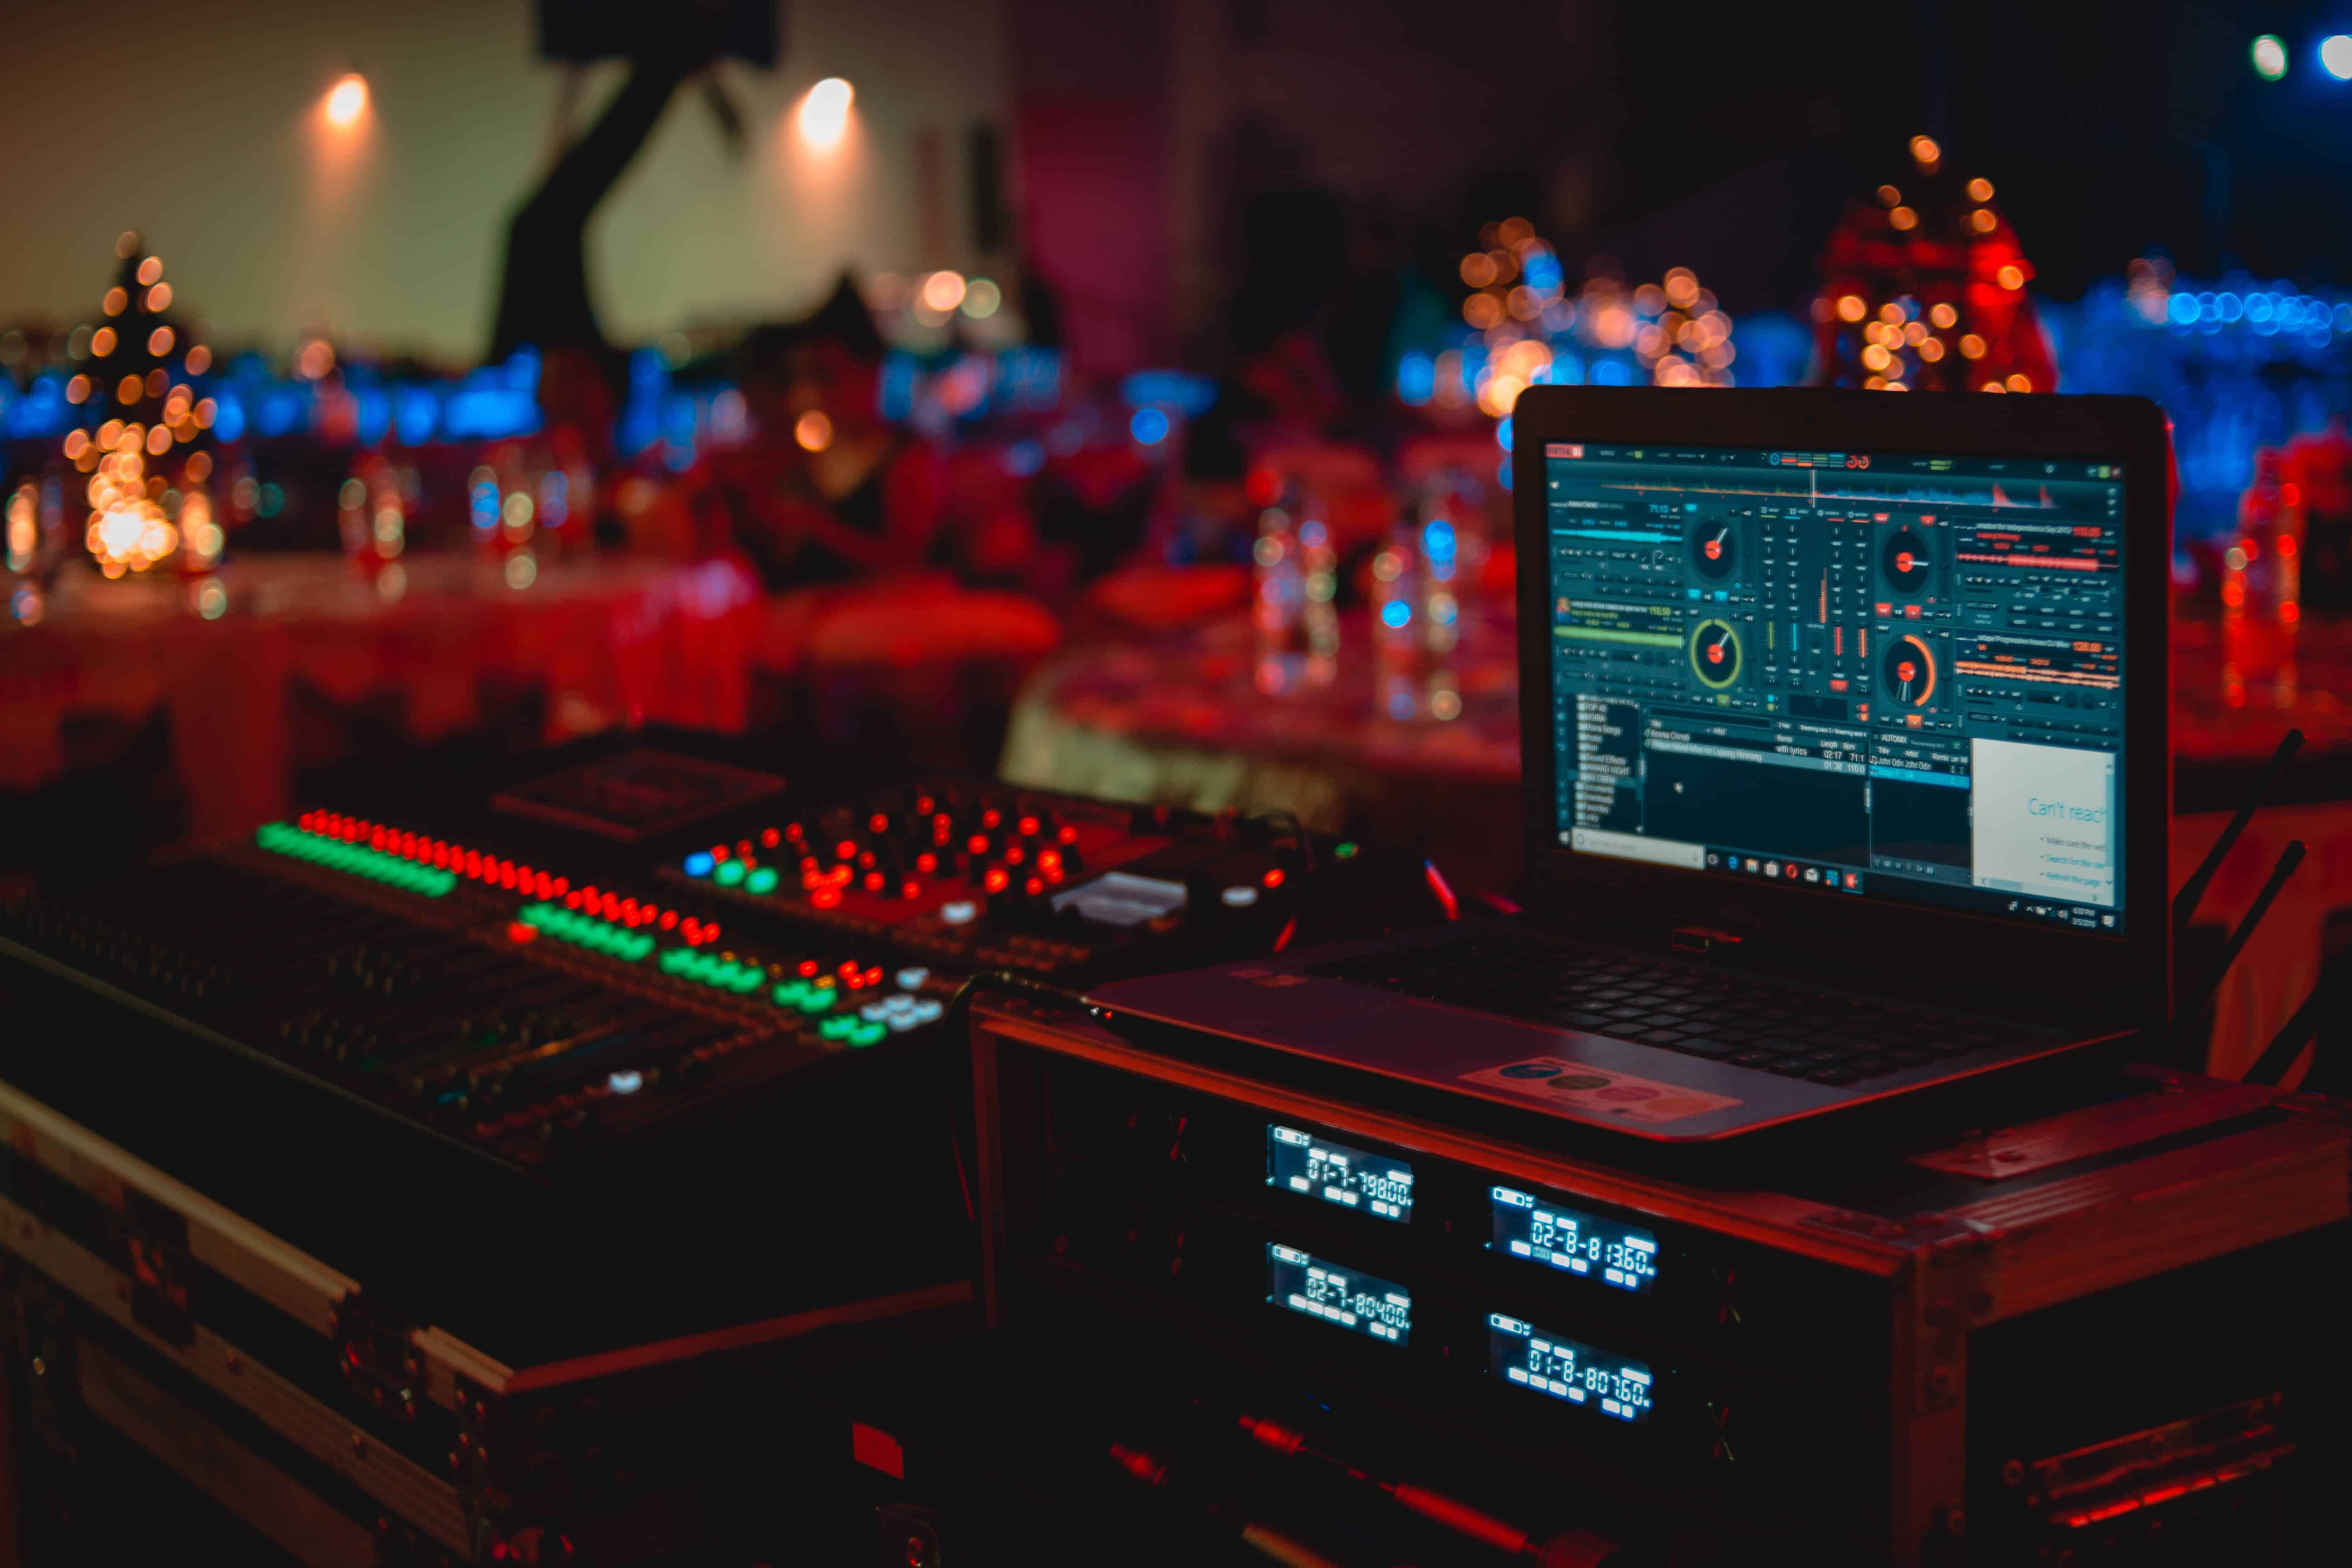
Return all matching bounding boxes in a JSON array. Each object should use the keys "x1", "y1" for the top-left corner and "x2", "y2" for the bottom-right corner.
[
  {"x1": 256, "y1": 823, "x2": 455, "y2": 897},
  {"x1": 745, "y1": 867, "x2": 779, "y2": 894},
  {"x1": 848, "y1": 1021, "x2": 887, "y2": 1046},
  {"x1": 774, "y1": 980, "x2": 810, "y2": 1006},
  {"x1": 798, "y1": 988, "x2": 836, "y2": 1014},
  {"x1": 2253, "y1": 34, "x2": 2288, "y2": 80},
  {"x1": 714, "y1": 859, "x2": 747, "y2": 887},
  {"x1": 517, "y1": 900, "x2": 650, "y2": 961},
  {"x1": 818, "y1": 1015, "x2": 858, "y2": 1041},
  {"x1": 1334, "y1": 842, "x2": 1359, "y2": 859}
]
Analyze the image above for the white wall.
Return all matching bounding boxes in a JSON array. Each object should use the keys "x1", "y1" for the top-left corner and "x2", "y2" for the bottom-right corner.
[{"x1": 0, "y1": 0, "x2": 1008, "y2": 360}]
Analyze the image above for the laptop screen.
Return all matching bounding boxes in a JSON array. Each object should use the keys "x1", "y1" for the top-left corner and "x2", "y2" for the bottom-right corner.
[{"x1": 1543, "y1": 440, "x2": 2128, "y2": 935}]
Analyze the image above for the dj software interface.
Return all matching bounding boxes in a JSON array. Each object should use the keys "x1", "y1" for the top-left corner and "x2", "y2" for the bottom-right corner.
[{"x1": 1543, "y1": 441, "x2": 2127, "y2": 933}]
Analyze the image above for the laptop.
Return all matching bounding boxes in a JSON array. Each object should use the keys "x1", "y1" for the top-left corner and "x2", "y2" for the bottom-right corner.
[{"x1": 1088, "y1": 387, "x2": 2172, "y2": 1141}]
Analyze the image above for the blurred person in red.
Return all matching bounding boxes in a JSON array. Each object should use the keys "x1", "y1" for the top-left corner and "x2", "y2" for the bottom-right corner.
[{"x1": 691, "y1": 277, "x2": 946, "y2": 588}]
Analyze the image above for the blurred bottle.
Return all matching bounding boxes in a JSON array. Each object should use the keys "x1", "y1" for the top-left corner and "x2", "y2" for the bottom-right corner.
[
  {"x1": 1249, "y1": 478, "x2": 1340, "y2": 692},
  {"x1": 1415, "y1": 471, "x2": 1482, "y2": 721},
  {"x1": 2223, "y1": 448, "x2": 2303, "y2": 705},
  {"x1": 1299, "y1": 488, "x2": 1339, "y2": 687},
  {"x1": 337, "y1": 453, "x2": 407, "y2": 574},
  {"x1": 1373, "y1": 505, "x2": 1421, "y2": 719},
  {"x1": 2234, "y1": 449, "x2": 2302, "y2": 624}
]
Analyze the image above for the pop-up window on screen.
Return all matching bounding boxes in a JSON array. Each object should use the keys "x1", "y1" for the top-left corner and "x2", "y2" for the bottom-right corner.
[{"x1": 1969, "y1": 739, "x2": 2117, "y2": 907}]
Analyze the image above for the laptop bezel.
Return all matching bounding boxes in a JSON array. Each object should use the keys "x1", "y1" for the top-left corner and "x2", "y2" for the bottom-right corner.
[{"x1": 1511, "y1": 387, "x2": 2171, "y2": 1033}]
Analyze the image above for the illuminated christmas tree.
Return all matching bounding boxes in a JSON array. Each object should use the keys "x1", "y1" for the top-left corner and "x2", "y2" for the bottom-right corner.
[
  {"x1": 1812, "y1": 136, "x2": 2057, "y2": 395},
  {"x1": 61, "y1": 230, "x2": 222, "y2": 576}
]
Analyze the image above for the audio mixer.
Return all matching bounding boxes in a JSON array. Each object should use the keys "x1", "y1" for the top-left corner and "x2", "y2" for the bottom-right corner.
[
  {"x1": 662, "y1": 779, "x2": 1319, "y2": 980},
  {"x1": 0, "y1": 742, "x2": 1381, "y2": 1565},
  {"x1": 0, "y1": 752, "x2": 1338, "y2": 1167}
]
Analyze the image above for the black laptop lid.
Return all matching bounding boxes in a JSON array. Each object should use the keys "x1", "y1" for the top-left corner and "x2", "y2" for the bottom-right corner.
[{"x1": 1511, "y1": 388, "x2": 2171, "y2": 1031}]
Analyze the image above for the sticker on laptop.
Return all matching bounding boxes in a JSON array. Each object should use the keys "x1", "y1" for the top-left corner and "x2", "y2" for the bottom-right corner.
[{"x1": 1459, "y1": 1057, "x2": 1741, "y2": 1123}]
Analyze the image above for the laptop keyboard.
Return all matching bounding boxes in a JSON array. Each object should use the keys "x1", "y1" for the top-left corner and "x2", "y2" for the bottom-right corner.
[{"x1": 1303, "y1": 929, "x2": 2037, "y2": 1087}]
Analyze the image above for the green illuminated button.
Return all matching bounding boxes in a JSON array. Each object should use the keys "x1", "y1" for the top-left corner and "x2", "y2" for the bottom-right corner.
[
  {"x1": 848, "y1": 1021, "x2": 888, "y2": 1047},
  {"x1": 255, "y1": 823, "x2": 454, "y2": 897},
  {"x1": 798, "y1": 989, "x2": 836, "y2": 1014},
  {"x1": 714, "y1": 860, "x2": 747, "y2": 887},
  {"x1": 773, "y1": 980, "x2": 809, "y2": 1005},
  {"x1": 818, "y1": 1015, "x2": 858, "y2": 1041},
  {"x1": 745, "y1": 867, "x2": 779, "y2": 894}
]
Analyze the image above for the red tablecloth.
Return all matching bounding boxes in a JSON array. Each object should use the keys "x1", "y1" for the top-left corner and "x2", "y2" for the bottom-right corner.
[{"x1": 2, "y1": 555, "x2": 763, "y2": 837}]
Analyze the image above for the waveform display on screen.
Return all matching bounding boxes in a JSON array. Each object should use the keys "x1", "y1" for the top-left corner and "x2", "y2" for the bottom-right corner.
[{"x1": 1590, "y1": 477, "x2": 2064, "y2": 510}]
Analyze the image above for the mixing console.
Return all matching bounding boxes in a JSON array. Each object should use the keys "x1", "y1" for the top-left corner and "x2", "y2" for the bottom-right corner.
[
  {"x1": 0, "y1": 751, "x2": 1346, "y2": 1170},
  {"x1": 665, "y1": 779, "x2": 1313, "y2": 977},
  {"x1": 1, "y1": 812, "x2": 898, "y2": 1166}
]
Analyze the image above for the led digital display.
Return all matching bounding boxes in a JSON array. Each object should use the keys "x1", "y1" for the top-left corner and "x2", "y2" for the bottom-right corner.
[
  {"x1": 1488, "y1": 1314, "x2": 1653, "y2": 1423},
  {"x1": 1268, "y1": 1245, "x2": 1411, "y2": 1344},
  {"x1": 1490, "y1": 1186, "x2": 1659, "y2": 1293},
  {"x1": 1267, "y1": 1126, "x2": 1415, "y2": 1222}
]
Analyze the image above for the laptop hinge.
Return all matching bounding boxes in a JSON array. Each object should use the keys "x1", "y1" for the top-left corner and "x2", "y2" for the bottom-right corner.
[{"x1": 1670, "y1": 926, "x2": 1745, "y2": 962}]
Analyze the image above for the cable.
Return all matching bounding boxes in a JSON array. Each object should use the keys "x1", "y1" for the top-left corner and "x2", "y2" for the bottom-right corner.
[
  {"x1": 2241, "y1": 973, "x2": 2336, "y2": 1089},
  {"x1": 939, "y1": 968, "x2": 1109, "y2": 1034},
  {"x1": 2174, "y1": 728, "x2": 2303, "y2": 943},
  {"x1": 2171, "y1": 839, "x2": 2305, "y2": 1059}
]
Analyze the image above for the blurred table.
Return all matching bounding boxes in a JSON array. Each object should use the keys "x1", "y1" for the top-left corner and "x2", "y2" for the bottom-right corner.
[
  {"x1": 2170, "y1": 612, "x2": 2352, "y2": 1089},
  {"x1": 1001, "y1": 603, "x2": 1523, "y2": 890},
  {"x1": 2172, "y1": 612, "x2": 2352, "y2": 807},
  {"x1": 1, "y1": 554, "x2": 762, "y2": 839},
  {"x1": 1007, "y1": 602, "x2": 2351, "y2": 1083}
]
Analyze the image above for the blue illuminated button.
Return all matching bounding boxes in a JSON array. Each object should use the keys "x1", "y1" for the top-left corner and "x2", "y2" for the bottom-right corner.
[
  {"x1": 896, "y1": 967, "x2": 931, "y2": 990},
  {"x1": 860, "y1": 1002, "x2": 894, "y2": 1022},
  {"x1": 1221, "y1": 885, "x2": 1259, "y2": 907},
  {"x1": 939, "y1": 901, "x2": 977, "y2": 925},
  {"x1": 684, "y1": 852, "x2": 715, "y2": 877},
  {"x1": 911, "y1": 999, "x2": 944, "y2": 1023},
  {"x1": 606, "y1": 1069, "x2": 644, "y2": 1095}
]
